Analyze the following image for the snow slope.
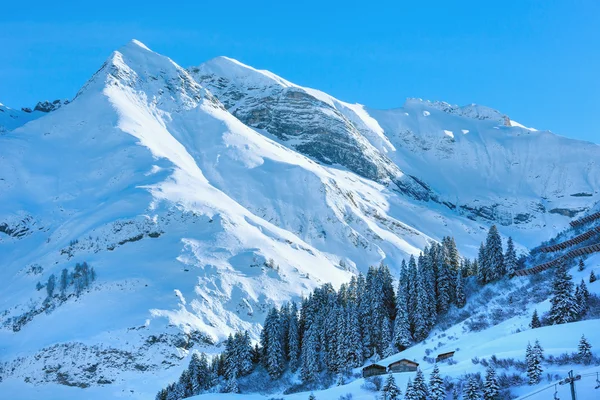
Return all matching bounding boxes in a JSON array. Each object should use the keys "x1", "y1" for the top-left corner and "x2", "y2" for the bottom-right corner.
[
  {"x1": 1, "y1": 40, "x2": 599, "y2": 398},
  {"x1": 193, "y1": 58, "x2": 600, "y2": 229}
]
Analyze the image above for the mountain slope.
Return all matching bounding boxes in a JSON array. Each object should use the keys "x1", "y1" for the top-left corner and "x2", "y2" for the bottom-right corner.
[{"x1": 192, "y1": 58, "x2": 600, "y2": 229}]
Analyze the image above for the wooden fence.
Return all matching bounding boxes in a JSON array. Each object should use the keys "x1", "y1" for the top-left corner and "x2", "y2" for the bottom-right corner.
[
  {"x1": 539, "y1": 227, "x2": 600, "y2": 253},
  {"x1": 570, "y1": 211, "x2": 600, "y2": 228},
  {"x1": 514, "y1": 242, "x2": 600, "y2": 277}
]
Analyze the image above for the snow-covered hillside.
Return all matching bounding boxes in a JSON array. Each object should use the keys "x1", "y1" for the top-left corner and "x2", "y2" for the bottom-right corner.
[
  {"x1": 1, "y1": 40, "x2": 599, "y2": 398},
  {"x1": 192, "y1": 57, "x2": 600, "y2": 228}
]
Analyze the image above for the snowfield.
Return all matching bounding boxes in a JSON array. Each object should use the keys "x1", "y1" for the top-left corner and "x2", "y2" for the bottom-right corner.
[{"x1": 1, "y1": 40, "x2": 599, "y2": 399}]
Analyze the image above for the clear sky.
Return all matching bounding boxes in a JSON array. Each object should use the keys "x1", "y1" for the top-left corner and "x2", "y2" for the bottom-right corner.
[{"x1": 1, "y1": 0, "x2": 598, "y2": 142}]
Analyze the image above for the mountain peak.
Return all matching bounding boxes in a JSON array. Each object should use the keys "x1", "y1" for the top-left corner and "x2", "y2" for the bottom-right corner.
[
  {"x1": 75, "y1": 40, "x2": 211, "y2": 112},
  {"x1": 194, "y1": 56, "x2": 294, "y2": 89}
]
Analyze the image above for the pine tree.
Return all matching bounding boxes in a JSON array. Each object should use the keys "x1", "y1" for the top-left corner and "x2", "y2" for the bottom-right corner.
[
  {"x1": 46, "y1": 274, "x2": 56, "y2": 298},
  {"x1": 477, "y1": 243, "x2": 487, "y2": 284},
  {"x1": 393, "y1": 289, "x2": 411, "y2": 350},
  {"x1": 263, "y1": 308, "x2": 284, "y2": 379},
  {"x1": 455, "y1": 271, "x2": 466, "y2": 308},
  {"x1": 429, "y1": 364, "x2": 445, "y2": 400},
  {"x1": 526, "y1": 341, "x2": 543, "y2": 385},
  {"x1": 504, "y1": 237, "x2": 517, "y2": 277},
  {"x1": 483, "y1": 365, "x2": 500, "y2": 400},
  {"x1": 578, "y1": 335, "x2": 592, "y2": 365},
  {"x1": 485, "y1": 225, "x2": 505, "y2": 282},
  {"x1": 465, "y1": 376, "x2": 481, "y2": 400},
  {"x1": 188, "y1": 354, "x2": 200, "y2": 394},
  {"x1": 308, "y1": 392, "x2": 316, "y2": 400},
  {"x1": 414, "y1": 270, "x2": 430, "y2": 341},
  {"x1": 155, "y1": 388, "x2": 168, "y2": 400},
  {"x1": 59, "y1": 268, "x2": 69, "y2": 294},
  {"x1": 288, "y1": 302, "x2": 300, "y2": 372},
  {"x1": 301, "y1": 324, "x2": 319, "y2": 382},
  {"x1": 530, "y1": 309, "x2": 541, "y2": 329},
  {"x1": 382, "y1": 372, "x2": 402, "y2": 400},
  {"x1": 575, "y1": 280, "x2": 590, "y2": 317},
  {"x1": 223, "y1": 372, "x2": 239, "y2": 393},
  {"x1": 239, "y1": 331, "x2": 253, "y2": 376},
  {"x1": 549, "y1": 265, "x2": 579, "y2": 324},
  {"x1": 178, "y1": 369, "x2": 193, "y2": 398},
  {"x1": 412, "y1": 368, "x2": 429, "y2": 400},
  {"x1": 251, "y1": 343, "x2": 261, "y2": 365},
  {"x1": 452, "y1": 386, "x2": 460, "y2": 400},
  {"x1": 578, "y1": 258, "x2": 585, "y2": 271},
  {"x1": 590, "y1": 270, "x2": 597, "y2": 283},
  {"x1": 404, "y1": 379, "x2": 416, "y2": 400}
]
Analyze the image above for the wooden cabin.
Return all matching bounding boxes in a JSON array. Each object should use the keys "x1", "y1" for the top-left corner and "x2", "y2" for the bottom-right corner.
[
  {"x1": 435, "y1": 351, "x2": 455, "y2": 362},
  {"x1": 362, "y1": 363, "x2": 387, "y2": 378},
  {"x1": 387, "y1": 359, "x2": 419, "y2": 373}
]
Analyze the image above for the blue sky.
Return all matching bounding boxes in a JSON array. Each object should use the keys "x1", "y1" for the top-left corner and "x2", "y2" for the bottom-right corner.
[{"x1": 1, "y1": 0, "x2": 598, "y2": 142}]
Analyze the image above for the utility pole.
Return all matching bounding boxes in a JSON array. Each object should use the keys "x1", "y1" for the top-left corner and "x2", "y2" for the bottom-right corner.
[{"x1": 559, "y1": 370, "x2": 581, "y2": 400}]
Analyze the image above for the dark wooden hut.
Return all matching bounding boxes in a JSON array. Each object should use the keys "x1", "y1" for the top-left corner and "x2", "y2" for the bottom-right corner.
[
  {"x1": 387, "y1": 359, "x2": 419, "y2": 373},
  {"x1": 362, "y1": 363, "x2": 387, "y2": 378},
  {"x1": 435, "y1": 351, "x2": 455, "y2": 362}
]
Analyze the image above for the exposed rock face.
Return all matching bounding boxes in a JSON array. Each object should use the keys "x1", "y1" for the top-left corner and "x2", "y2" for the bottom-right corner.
[
  {"x1": 190, "y1": 59, "x2": 432, "y2": 201},
  {"x1": 32, "y1": 99, "x2": 69, "y2": 113}
]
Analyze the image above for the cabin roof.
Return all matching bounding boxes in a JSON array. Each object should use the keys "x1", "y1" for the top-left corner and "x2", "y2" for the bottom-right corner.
[
  {"x1": 362, "y1": 363, "x2": 386, "y2": 370},
  {"x1": 388, "y1": 358, "x2": 419, "y2": 366},
  {"x1": 436, "y1": 351, "x2": 455, "y2": 357}
]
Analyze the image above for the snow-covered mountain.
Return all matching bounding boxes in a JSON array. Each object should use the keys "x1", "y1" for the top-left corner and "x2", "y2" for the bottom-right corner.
[
  {"x1": 1, "y1": 40, "x2": 599, "y2": 398},
  {"x1": 192, "y1": 57, "x2": 600, "y2": 226}
]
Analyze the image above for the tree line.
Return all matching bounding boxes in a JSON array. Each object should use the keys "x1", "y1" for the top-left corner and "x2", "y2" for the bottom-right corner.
[{"x1": 156, "y1": 228, "x2": 521, "y2": 399}]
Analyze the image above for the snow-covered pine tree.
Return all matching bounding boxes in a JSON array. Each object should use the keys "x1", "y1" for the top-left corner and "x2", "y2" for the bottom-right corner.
[
  {"x1": 485, "y1": 225, "x2": 505, "y2": 282},
  {"x1": 465, "y1": 376, "x2": 481, "y2": 400},
  {"x1": 429, "y1": 364, "x2": 445, "y2": 400},
  {"x1": 483, "y1": 365, "x2": 500, "y2": 400},
  {"x1": 526, "y1": 341, "x2": 543, "y2": 384},
  {"x1": 155, "y1": 388, "x2": 168, "y2": 400},
  {"x1": 223, "y1": 372, "x2": 240, "y2": 393},
  {"x1": 308, "y1": 392, "x2": 316, "y2": 400},
  {"x1": 504, "y1": 236, "x2": 517, "y2": 277},
  {"x1": 530, "y1": 309, "x2": 541, "y2": 329},
  {"x1": 393, "y1": 289, "x2": 411, "y2": 350},
  {"x1": 414, "y1": 270, "x2": 430, "y2": 342},
  {"x1": 288, "y1": 301, "x2": 300, "y2": 372},
  {"x1": 381, "y1": 372, "x2": 402, "y2": 400},
  {"x1": 578, "y1": 258, "x2": 585, "y2": 271},
  {"x1": 578, "y1": 335, "x2": 592, "y2": 364},
  {"x1": 575, "y1": 280, "x2": 590, "y2": 317},
  {"x1": 590, "y1": 270, "x2": 597, "y2": 283},
  {"x1": 178, "y1": 369, "x2": 193, "y2": 398},
  {"x1": 239, "y1": 331, "x2": 253, "y2": 376},
  {"x1": 264, "y1": 307, "x2": 285, "y2": 379},
  {"x1": 346, "y1": 303, "x2": 363, "y2": 367},
  {"x1": 188, "y1": 353, "x2": 201, "y2": 395},
  {"x1": 223, "y1": 334, "x2": 237, "y2": 379},
  {"x1": 452, "y1": 386, "x2": 460, "y2": 400},
  {"x1": 382, "y1": 316, "x2": 395, "y2": 357},
  {"x1": 412, "y1": 368, "x2": 429, "y2": 400},
  {"x1": 549, "y1": 265, "x2": 579, "y2": 324},
  {"x1": 419, "y1": 250, "x2": 438, "y2": 331},
  {"x1": 46, "y1": 274, "x2": 56, "y2": 298},
  {"x1": 477, "y1": 242, "x2": 487, "y2": 284},
  {"x1": 404, "y1": 379, "x2": 416, "y2": 400},
  {"x1": 407, "y1": 256, "x2": 419, "y2": 337},
  {"x1": 59, "y1": 268, "x2": 69, "y2": 294},
  {"x1": 437, "y1": 257, "x2": 453, "y2": 314},
  {"x1": 301, "y1": 324, "x2": 320, "y2": 382},
  {"x1": 443, "y1": 236, "x2": 461, "y2": 271},
  {"x1": 455, "y1": 270, "x2": 466, "y2": 308}
]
